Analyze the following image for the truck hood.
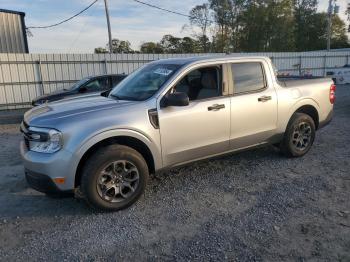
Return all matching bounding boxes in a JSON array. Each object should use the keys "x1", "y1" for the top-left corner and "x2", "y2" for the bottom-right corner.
[
  {"x1": 32, "y1": 89, "x2": 73, "y2": 103},
  {"x1": 24, "y1": 95, "x2": 136, "y2": 127}
]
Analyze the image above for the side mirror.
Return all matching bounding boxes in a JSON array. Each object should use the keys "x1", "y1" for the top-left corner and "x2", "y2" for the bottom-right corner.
[
  {"x1": 101, "y1": 90, "x2": 111, "y2": 97},
  {"x1": 79, "y1": 86, "x2": 87, "y2": 93},
  {"x1": 162, "y1": 92, "x2": 189, "y2": 107}
]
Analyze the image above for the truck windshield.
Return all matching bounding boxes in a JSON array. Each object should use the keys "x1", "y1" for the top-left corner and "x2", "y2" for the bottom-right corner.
[{"x1": 109, "y1": 63, "x2": 181, "y2": 101}]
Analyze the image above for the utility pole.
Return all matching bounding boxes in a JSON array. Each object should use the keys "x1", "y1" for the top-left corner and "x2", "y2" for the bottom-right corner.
[
  {"x1": 104, "y1": 0, "x2": 113, "y2": 53},
  {"x1": 327, "y1": 0, "x2": 340, "y2": 51},
  {"x1": 327, "y1": 0, "x2": 333, "y2": 51}
]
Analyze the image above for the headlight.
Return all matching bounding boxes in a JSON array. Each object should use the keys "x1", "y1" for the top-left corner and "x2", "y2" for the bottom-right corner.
[{"x1": 27, "y1": 127, "x2": 63, "y2": 153}]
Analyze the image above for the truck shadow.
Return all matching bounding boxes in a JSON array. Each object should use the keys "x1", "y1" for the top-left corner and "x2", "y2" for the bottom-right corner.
[{"x1": 0, "y1": 145, "x2": 285, "y2": 220}]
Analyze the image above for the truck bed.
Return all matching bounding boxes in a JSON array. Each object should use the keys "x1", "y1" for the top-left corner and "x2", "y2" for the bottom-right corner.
[{"x1": 279, "y1": 77, "x2": 332, "y2": 88}]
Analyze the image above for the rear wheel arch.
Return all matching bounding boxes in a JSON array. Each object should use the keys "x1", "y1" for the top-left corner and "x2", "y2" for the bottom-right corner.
[
  {"x1": 280, "y1": 112, "x2": 316, "y2": 157},
  {"x1": 274, "y1": 104, "x2": 319, "y2": 146},
  {"x1": 75, "y1": 136, "x2": 155, "y2": 188},
  {"x1": 293, "y1": 105, "x2": 319, "y2": 129}
]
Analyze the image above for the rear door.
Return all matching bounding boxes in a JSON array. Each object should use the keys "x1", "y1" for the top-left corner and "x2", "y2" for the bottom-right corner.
[
  {"x1": 229, "y1": 61, "x2": 278, "y2": 149},
  {"x1": 158, "y1": 64, "x2": 231, "y2": 167}
]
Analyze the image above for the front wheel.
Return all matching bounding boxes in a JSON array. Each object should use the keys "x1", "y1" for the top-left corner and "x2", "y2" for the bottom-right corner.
[
  {"x1": 280, "y1": 113, "x2": 316, "y2": 157},
  {"x1": 81, "y1": 144, "x2": 149, "y2": 211}
]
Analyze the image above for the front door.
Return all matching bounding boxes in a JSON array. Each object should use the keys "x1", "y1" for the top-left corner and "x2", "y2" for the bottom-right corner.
[{"x1": 158, "y1": 65, "x2": 231, "y2": 167}]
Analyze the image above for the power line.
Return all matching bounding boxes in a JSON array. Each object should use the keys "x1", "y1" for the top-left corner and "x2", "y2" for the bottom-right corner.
[
  {"x1": 67, "y1": 0, "x2": 99, "y2": 52},
  {"x1": 132, "y1": 0, "x2": 214, "y2": 23},
  {"x1": 27, "y1": 0, "x2": 99, "y2": 29}
]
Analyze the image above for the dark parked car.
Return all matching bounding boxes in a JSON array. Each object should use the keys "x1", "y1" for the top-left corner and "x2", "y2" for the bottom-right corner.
[{"x1": 32, "y1": 74, "x2": 127, "y2": 106}]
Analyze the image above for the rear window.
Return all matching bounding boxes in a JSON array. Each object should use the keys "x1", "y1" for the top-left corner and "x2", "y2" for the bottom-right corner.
[{"x1": 231, "y1": 63, "x2": 265, "y2": 94}]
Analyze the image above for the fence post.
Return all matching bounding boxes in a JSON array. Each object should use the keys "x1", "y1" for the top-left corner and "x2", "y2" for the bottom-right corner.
[
  {"x1": 37, "y1": 59, "x2": 45, "y2": 95},
  {"x1": 104, "y1": 59, "x2": 108, "y2": 74},
  {"x1": 323, "y1": 55, "x2": 327, "y2": 77}
]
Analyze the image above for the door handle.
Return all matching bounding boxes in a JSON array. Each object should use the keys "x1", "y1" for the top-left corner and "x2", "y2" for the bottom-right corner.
[
  {"x1": 258, "y1": 96, "x2": 272, "y2": 102},
  {"x1": 208, "y1": 104, "x2": 225, "y2": 111}
]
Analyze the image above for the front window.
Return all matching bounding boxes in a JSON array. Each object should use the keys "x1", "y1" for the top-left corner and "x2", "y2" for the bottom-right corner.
[
  {"x1": 109, "y1": 63, "x2": 181, "y2": 101},
  {"x1": 85, "y1": 78, "x2": 109, "y2": 90},
  {"x1": 66, "y1": 77, "x2": 90, "y2": 90},
  {"x1": 172, "y1": 66, "x2": 222, "y2": 101}
]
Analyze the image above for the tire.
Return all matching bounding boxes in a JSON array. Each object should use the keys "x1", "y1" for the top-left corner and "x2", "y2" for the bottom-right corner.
[
  {"x1": 280, "y1": 113, "x2": 316, "y2": 158},
  {"x1": 81, "y1": 144, "x2": 149, "y2": 211}
]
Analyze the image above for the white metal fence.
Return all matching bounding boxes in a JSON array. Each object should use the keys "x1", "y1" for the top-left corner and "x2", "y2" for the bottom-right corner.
[
  {"x1": 0, "y1": 53, "x2": 217, "y2": 109},
  {"x1": 0, "y1": 51, "x2": 349, "y2": 110}
]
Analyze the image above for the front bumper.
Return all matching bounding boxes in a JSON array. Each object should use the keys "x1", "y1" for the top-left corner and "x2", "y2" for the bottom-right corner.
[
  {"x1": 25, "y1": 169, "x2": 72, "y2": 194},
  {"x1": 20, "y1": 140, "x2": 78, "y2": 192}
]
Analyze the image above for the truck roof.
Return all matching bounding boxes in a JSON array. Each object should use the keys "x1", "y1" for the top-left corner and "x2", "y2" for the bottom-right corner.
[{"x1": 154, "y1": 55, "x2": 270, "y2": 66}]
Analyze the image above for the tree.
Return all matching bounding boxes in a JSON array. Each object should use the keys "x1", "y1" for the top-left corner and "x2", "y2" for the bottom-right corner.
[
  {"x1": 109, "y1": 39, "x2": 133, "y2": 53},
  {"x1": 329, "y1": 14, "x2": 350, "y2": 49},
  {"x1": 209, "y1": 0, "x2": 232, "y2": 52},
  {"x1": 305, "y1": 13, "x2": 350, "y2": 50},
  {"x1": 94, "y1": 47, "x2": 108, "y2": 54},
  {"x1": 293, "y1": 0, "x2": 318, "y2": 51},
  {"x1": 140, "y1": 42, "x2": 164, "y2": 53},
  {"x1": 227, "y1": 0, "x2": 246, "y2": 52},
  {"x1": 159, "y1": 34, "x2": 182, "y2": 53},
  {"x1": 180, "y1": 36, "x2": 201, "y2": 53},
  {"x1": 93, "y1": 0, "x2": 350, "y2": 53},
  {"x1": 237, "y1": 0, "x2": 295, "y2": 52},
  {"x1": 189, "y1": 4, "x2": 212, "y2": 52}
]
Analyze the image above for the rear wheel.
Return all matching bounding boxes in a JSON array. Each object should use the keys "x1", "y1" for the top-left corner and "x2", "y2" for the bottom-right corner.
[
  {"x1": 81, "y1": 144, "x2": 149, "y2": 211},
  {"x1": 280, "y1": 113, "x2": 315, "y2": 157}
]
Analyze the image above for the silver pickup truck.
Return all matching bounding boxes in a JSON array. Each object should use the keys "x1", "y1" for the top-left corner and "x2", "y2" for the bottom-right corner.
[{"x1": 20, "y1": 56, "x2": 335, "y2": 211}]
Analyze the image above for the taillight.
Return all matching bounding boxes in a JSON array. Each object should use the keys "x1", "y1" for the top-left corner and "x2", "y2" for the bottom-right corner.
[{"x1": 330, "y1": 84, "x2": 336, "y2": 104}]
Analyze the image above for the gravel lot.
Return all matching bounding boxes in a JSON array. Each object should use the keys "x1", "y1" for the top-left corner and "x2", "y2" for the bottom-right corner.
[{"x1": 0, "y1": 85, "x2": 349, "y2": 261}]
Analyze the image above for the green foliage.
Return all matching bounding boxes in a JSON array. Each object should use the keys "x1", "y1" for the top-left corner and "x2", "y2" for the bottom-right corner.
[
  {"x1": 94, "y1": 47, "x2": 108, "y2": 54},
  {"x1": 140, "y1": 42, "x2": 164, "y2": 53},
  {"x1": 330, "y1": 15, "x2": 350, "y2": 49},
  {"x1": 239, "y1": 0, "x2": 295, "y2": 52},
  {"x1": 95, "y1": 0, "x2": 349, "y2": 53},
  {"x1": 110, "y1": 39, "x2": 133, "y2": 53},
  {"x1": 160, "y1": 35, "x2": 203, "y2": 53},
  {"x1": 206, "y1": 0, "x2": 348, "y2": 52},
  {"x1": 189, "y1": 4, "x2": 212, "y2": 52}
]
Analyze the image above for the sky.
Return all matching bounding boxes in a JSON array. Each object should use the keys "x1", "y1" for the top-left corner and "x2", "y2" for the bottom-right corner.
[{"x1": 0, "y1": 0, "x2": 349, "y2": 53}]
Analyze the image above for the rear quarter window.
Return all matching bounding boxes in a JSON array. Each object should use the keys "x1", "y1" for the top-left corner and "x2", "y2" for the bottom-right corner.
[{"x1": 231, "y1": 62, "x2": 265, "y2": 94}]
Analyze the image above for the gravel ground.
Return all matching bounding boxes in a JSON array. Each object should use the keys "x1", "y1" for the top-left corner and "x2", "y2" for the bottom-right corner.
[{"x1": 0, "y1": 85, "x2": 349, "y2": 261}]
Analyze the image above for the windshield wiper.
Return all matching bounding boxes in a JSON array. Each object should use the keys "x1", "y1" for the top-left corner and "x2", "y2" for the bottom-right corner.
[{"x1": 110, "y1": 93, "x2": 140, "y2": 101}]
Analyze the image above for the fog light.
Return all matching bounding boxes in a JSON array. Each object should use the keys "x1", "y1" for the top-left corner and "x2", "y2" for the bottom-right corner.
[{"x1": 53, "y1": 178, "x2": 65, "y2": 184}]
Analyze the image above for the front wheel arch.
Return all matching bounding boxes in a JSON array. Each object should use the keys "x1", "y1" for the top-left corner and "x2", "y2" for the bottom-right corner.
[{"x1": 75, "y1": 136, "x2": 155, "y2": 188}]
